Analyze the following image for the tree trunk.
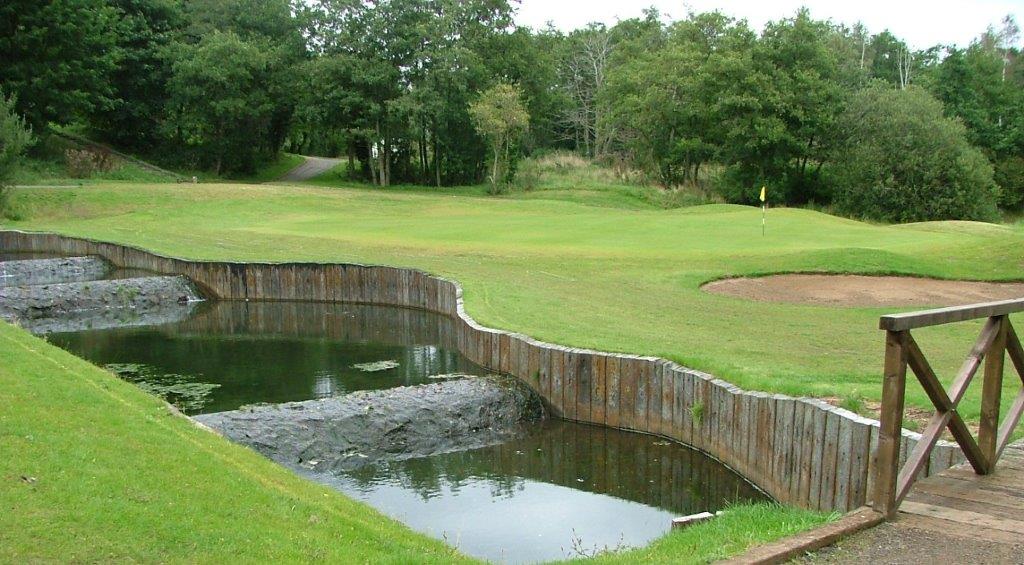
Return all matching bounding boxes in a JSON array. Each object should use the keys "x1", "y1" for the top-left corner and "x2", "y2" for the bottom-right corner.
[{"x1": 432, "y1": 125, "x2": 441, "y2": 188}]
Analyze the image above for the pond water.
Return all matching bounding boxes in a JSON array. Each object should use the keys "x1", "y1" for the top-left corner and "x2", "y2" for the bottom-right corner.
[
  {"x1": 44, "y1": 299, "x2": 766, "y2": 563},
  {"x1": 47, "y1": 301, "x2": 489, "y2": 414}
]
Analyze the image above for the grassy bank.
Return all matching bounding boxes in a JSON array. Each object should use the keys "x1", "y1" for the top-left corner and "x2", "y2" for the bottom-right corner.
[
  {"x1": 0, "y1": 320, "x2": 828, "y2": 562},
  {"x1": 0, "y1": 320, "x2": 469, "y2": 562},
  {"x1": 5, "y1": 182, "x2": 1023, "y2": 427}
]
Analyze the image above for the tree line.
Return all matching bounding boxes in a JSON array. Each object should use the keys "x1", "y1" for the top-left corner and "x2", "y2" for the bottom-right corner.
[{"x1": 0, "y1": 0, "x2": 1021, "y2": 221}]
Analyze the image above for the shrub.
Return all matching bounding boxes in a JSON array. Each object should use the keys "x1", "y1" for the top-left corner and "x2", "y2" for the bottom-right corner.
[
  {"x1": 0, "y1": 91, "x2": 34, "y2": 218},
  {"x1": 831, "y1": 85, "x2": 999, "y2": 223},
  {"x1": 995, "y1": 155, "x2": 1024, "y2": 211},
  {"x1": 64, "y1": 148, "x2": 117, "y2": 178},
  {"x1": 514, "y1": 158, "x2": 541, "y2": 191}
]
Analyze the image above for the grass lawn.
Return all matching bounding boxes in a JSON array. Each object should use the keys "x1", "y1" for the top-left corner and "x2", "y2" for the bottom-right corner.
[
  {"x1": 0, "y1": 320, "x2": 829, "y2": 562},
  {"x1": 5, "y1": 181, "x2": 1023, "y2": 427}
]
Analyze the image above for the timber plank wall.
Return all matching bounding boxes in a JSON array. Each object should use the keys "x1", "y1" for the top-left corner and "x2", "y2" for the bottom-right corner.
[{"x1": 0, "y1": 230, "x2": 965, "y2": 512}]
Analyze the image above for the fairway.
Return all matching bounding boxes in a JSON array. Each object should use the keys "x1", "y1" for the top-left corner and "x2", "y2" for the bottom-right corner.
[{"x1": 6, "y1": 182, "x2": 1024, "y2": 427}]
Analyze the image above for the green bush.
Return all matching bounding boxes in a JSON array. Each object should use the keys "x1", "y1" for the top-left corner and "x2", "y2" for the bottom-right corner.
[
  {"x1": 995, "y1": 155, "x2": 1024, "y2": 211},
  {"x1": 64, "y1": 148, "x2": 117, "y2": 178},
  {"x1": 831, "y1": 85, "x2": 999, "y2": 223},
  {"x1": 0, "y1": 91, "x2": 34, "y2": 218}
]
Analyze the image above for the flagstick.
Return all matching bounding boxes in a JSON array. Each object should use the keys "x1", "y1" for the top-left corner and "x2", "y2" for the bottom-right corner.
[{"x1": 762, "y1": 202, "x2": 766, "y2": 236}]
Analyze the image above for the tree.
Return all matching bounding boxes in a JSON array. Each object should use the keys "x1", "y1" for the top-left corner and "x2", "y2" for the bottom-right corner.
[
  {"x1": 0, "y1": 92, "x2": 34, "y2": 218},
  {"x1": 469, "y1": 83, "x2": 529, "y2": 193},
  {"x1": 164, "y1": 32, "x2": 287, "y2": 174},
  {"x1": 0, "y1": 0, "x2": 122, "y2": 128},
  {"x1": 90, "y1": 0, "x2": 187, "y2": 151},
  {"x1": 715, "y1": 9, "x2": 843, "y2": 204},
  {"x1": 832, "y1": 85, "x2": 999, "y2": 223},
  {"x1": 926, "y1": 19, "x2": 1024, "y2": 211},
  {"x1": 560, "y1": 25, "x2": 614, "y2": 158},
  {"x1": 605, "y1": 11, "x2": 753, "y2": 186}
]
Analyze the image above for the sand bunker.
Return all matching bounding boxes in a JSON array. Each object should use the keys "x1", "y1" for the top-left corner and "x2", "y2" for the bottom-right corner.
[{"x1": 702, "y1": 274, "x2": 1024, "y2": 308}]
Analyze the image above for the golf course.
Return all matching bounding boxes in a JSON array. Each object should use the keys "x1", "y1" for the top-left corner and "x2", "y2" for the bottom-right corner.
[{"x1": 2, "y1": 175, "x2": 1023, "y2": 562}]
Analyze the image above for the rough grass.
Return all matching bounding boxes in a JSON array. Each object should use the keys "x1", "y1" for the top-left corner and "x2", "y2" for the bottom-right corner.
[
  {"x1": 565, "y1": 503, "x2": 833, "y2": 564},
  {"x1": 4, "y1": 181, "x2": 1023, "y2": 428},
  {"x1": 299, "y1": 152, "x2": 717, "y2": 210},
  {"x1": 12, "y1": 156, "x2": 173, "y2": 186}
]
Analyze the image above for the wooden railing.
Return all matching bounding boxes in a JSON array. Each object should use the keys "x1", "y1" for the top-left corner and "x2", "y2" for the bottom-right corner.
[{"x1": 872, "y1": 298, "x2": 1024, "y2": 517}]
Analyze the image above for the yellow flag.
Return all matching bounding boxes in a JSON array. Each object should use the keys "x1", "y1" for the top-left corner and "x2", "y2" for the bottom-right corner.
[{"x1": 759, "y1": 186, "x2": 766, "y2": 203}]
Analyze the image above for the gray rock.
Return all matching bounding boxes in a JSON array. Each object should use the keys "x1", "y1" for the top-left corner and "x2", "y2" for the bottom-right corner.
[
  {"x1": 0, "y1": 256, "x2": 110, "y2": 287},
  {"x1": 17, "y1": 300, "x2": 202, "y2": 335},
  {"x1": 0, "y1": 276, "x2": 202, "y2": 323},
  {"x1": 194, "y1": 377, "x2": 545, "y2": 472}
]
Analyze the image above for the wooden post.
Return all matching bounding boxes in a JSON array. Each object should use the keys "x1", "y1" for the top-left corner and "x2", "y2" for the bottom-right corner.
[
  {"x1": 873, "y1": 330, "x2": 908, "y2": 517},
  {"x1": 978, "y1": 315, "x2": 1007, "y2": 474}
]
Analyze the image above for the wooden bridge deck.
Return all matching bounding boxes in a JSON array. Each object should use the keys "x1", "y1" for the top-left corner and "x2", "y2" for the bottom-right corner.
[{"x1": 897, "y1": 440, "x2": 1024, "y2": 544}]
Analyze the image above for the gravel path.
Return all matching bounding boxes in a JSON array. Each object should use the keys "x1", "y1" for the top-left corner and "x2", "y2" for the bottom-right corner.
[
  {"x1": 277, "y1": 156, "x2": 344, "y2": 182},
  {"x1": 799, "y1": 516, "x2": 1023, "y2": 564}
]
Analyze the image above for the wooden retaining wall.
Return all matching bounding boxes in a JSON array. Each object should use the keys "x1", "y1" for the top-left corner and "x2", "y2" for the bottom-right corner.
[{"x1": 0, "y1": 230, "x2": 966, "y2": 512}]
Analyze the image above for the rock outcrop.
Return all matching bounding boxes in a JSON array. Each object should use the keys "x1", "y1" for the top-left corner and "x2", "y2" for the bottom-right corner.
[{"x1": 194, "y1": 376, "x2": 545, "y2": 471}]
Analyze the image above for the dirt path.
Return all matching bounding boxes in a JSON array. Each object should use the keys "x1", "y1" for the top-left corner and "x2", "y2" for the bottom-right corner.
[
  {"x1": 703, "y1": 274, "x2": 1024, "y2": 308},
  {"x1": 277, "y1": 156, "x2": 343, "y2": 182}
]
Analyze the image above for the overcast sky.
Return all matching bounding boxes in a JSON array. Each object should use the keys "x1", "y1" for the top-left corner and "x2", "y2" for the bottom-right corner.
[{"x1": 515, "y1": 0, "x2": 1024, "y2": 49}]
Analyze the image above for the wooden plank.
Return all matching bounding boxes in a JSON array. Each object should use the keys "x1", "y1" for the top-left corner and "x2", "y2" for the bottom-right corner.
[
  {"x1": 549, "y1": 347, "x2": 564, "y2": 417},
  {"x1": 671, "y1": 366, "x2": 687, "y2": 445},
  {"x1": 846, "y1": 418, "x2": 872, "y2": 509},
  {"x1": 874, "y1": 330, "x2": 908, "y2": 516},
  {"x1": 576, "y1": 351, "x2": 593, "y2": 423},
  {"x1": 880, "y1": 298, "x2": 1024, "y2": 331},
  {"x1": 733, "y1": 391, "x2": 751, "y2": 479},
  {"x1": 818, "y1": 409, "x2": 841, "y2": 511},
  {"x1": 605, "y1": 356, "x2": 621, "y2": 428},
  {"x1": 721, "y1": 507, "x2": 884, "y2": 565},
  {"x1": 660, "y1": 361, "x2": 674, "y2": 438},
  {"x1": 908, "y1": 485, "x2": 1024, "y2": 516},
  {"x1": 618, "y1": 357, "x2": 637, "y2": 430},
  {"x1": 647, "y1": 359, "x2": 662, "y2": 435},
  {"x1": 563, "y1": 348, "x2": 578, "y2": 421},
  {"x1": 787, "y1": 400, "x2": 806, "y2": 507},
  {"x1": 754, "y1": 393, "x2": 776, "y2": 496},
  {"x1": 978, "y1": 316, "x2": 1008, "y2": 472},
  {"x1": 899, "y1": 500, "x2": 1024, "y2": 534},
  {"x1": 591, "y1": 354, "x2": 607, "y2": 426},
  {"x1": 833, "y1": 414, "x2": 857, "y2": 511},
  {"x1": 683, "y1": 371, "x2": 698, "y2": 449},
  {"x1": 895, "y1": 513, "x2": 1024, "y2": 545},
  {"x1": 773, "y1": 397, "x2": 796, "y2": 505},
  {"x1": 939, "y1": 465, "x2": 1024, "y2": 489},
  {"x1": 912, "y1": 475, "x2": 1024, "y2": 509},
  {"x1": 636, "y1": 360, "x2": 651, "y2": 432},
  {"x1": 797, "y1": 400, "x2": 818, "y2": 507},
  {"x1": 538, "y1": 346, "x2": 552, "y2": 407}
]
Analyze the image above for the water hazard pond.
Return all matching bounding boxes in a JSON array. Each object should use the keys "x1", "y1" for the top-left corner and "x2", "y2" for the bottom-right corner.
[{"x1": 46, "y1": 300, "x2": 766, "y2": 562}]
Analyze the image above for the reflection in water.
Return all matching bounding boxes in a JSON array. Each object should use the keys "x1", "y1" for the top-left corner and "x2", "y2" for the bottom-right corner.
[
  {"x1": 47, "y1": 301, "x2": 488, "y2": 414},
  {"x1": 313, "y1": 419, "x2": 765, "y2": 564},
  {"x1": 43, "y1": 298, "x2": 766, "y2": 563}
]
